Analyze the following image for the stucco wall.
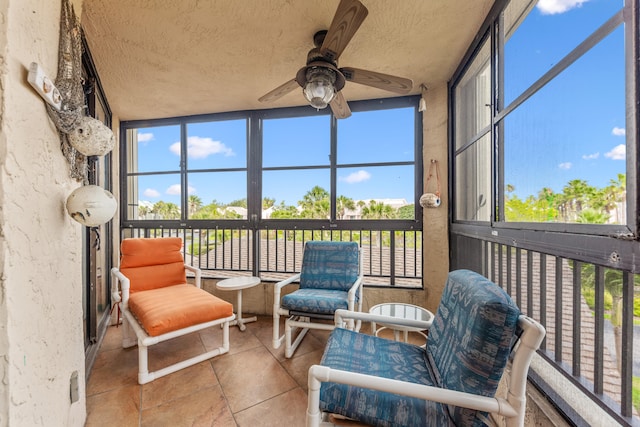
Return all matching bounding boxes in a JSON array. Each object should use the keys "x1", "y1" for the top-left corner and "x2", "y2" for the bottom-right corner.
[{"x1": 0, "y1": 0, "x2": 86, "y2": 425}]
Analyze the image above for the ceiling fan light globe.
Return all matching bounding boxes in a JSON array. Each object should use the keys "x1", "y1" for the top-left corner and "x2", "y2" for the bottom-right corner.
[
  {"x1": 303, "y1": 67, "x2": 337, "y2": 109},
  {"x1": 303, "y1": 81, "x2": 335, "y2": 109}
]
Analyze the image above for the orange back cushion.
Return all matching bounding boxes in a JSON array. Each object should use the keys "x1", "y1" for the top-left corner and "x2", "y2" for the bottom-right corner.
[{"x1": 119, "y1": 237, "x2": 187, "y2": 293}]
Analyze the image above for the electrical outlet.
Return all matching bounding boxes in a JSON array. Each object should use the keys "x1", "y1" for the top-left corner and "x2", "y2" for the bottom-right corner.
[
  {"x1": 27, "y1": 62, "x2": 62, "y2": 111},
  {"x1": 69, "y1": 371, "x2": 79, "y2": 403}
]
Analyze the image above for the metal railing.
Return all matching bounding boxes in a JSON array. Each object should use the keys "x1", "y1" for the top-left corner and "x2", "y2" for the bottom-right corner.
[
  {"x1": 452, "y1": 232, "x2": 638, "y2": 426},
  {"x1": 121, "y1": 226, "x2": 423, "y2": 288}
]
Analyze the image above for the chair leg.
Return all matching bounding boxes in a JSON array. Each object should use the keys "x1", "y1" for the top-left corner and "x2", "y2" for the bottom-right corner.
[
  {"x1": 122, "y1": 317, "x2": 136, "y2": 348},
  {"x1": 285, "y1": 316, "x2": 310, "y2": 358},
  {"x1": 273, "y1": 310, "x2": 285, "y2": 349},
  {"x1": 137, "y1": 340, "x2": 152, "y2": 384}
]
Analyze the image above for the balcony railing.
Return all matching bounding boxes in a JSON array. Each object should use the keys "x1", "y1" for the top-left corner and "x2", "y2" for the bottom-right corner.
[
  {"x1": 452, "y1": 232, "x2": 638, "y2": 426},
  {"x1": 121, "y1": 226, "x2": 423, "y2": 288}
]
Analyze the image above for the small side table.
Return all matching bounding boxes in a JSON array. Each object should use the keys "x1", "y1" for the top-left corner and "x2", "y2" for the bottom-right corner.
[
  {"x1": 216, "y1": 276, "x2": 261, "y2": 331},
  {"x1": 369, "y1": 302, "x2": 434, "y2": 343}
]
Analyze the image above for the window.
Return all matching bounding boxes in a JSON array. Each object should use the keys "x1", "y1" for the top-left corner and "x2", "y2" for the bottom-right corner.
[
  {"x1": 453, "y1": 0, "x2": 630, "y2": 229},
  {"x1": 122, "y1": 98, "x2": 421, "y2": 224},
  {"x1": 120, "y1": 97, "x2": 422, "y2": 287},
  {"x1": 450, "y1": 0, "x2": 638, "y2": 424}
]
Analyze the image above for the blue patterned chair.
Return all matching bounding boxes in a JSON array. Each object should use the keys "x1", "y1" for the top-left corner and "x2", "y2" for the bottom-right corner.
[
  {"x1": 307, "y1": 269, "x2": 546, "y2": 427},
  {"x1": 273, "y1": 241, "x2": 363, "y2": 358}
]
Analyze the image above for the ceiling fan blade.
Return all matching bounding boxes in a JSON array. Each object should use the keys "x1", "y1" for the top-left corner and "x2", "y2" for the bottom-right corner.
[
  {"x1": 330, "y1": 91, "x2": 351, "y2": 119},
  {"x1": 320, "y1": 0, "x2": 368, "y2": 62},
  {"x1": 258, "y1": 79, "x2": 300, "y2": 103},
  {"x1": 340, "y1": 67, "x2": 413, "y2": 94}
]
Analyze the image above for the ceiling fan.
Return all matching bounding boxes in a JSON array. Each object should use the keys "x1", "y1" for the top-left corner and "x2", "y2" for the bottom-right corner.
[{"x1": 258, "y1": 0, "x2": 413, "y2": 119}]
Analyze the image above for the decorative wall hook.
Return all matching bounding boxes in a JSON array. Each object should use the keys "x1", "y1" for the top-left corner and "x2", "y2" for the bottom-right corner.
[
  {"x1": 420, "y1": 159, "x2": 441, "y2": 208},
  {"x1": 418, "y1": 84, "x2": 428, "y2": 112}
]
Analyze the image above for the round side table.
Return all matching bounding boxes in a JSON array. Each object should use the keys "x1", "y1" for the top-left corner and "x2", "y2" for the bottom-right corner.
[
  {"x1": 369, "y1": 302, "x2": 434, "y2": 344},
  {"x1": 216, "y1": 276, "x2": 261, "y2": 331}
]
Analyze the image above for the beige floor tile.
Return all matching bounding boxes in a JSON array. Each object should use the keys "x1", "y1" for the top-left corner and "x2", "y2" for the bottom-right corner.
[
  {"x1": 212, "y1": 346, "x2": 297, "y2": 413},
  {"x1": 86, "y1": 315, "x2": 343, "y2": 426},
  {"x1": 141, "y1": 385, "x2": 235, "y2": 427},
  {"x1": 199, "y1": 324, "x2": 262, "y2": 356},
  {"x1": 87, "y1": 346, "x2": 139, "y2": 396},
  {"x1": 147, "y1": 332, "x2": 206, "y2": 372},
  {"x1": 280, "y1": 348, "x2": 324, "y2": 391},
  {"x1": 233, "y1": 387, "x2": 308, "y2": 427},
  {"x1": 141, "y1": 361, "x2": 218, "y2": 410},
  {"x1": 86, "y1": 384, "x2": 140, "y2": 427}
]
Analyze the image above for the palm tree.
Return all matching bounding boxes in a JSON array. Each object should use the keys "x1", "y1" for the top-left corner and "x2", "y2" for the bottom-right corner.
[
  {"x1": 188, "y1": 195, "x2": 203, "y2": 217},
  {"x1": 262, "y1": 197, "x2": 275, "y2": 210},
  {"x1": 558, "y1": 179, "x2": 596, "y2": 222},
  {"x1": 138, "y1": 204, "x2": 150, "y2": 219},
  {"x1": 299, "y1": 186, "x2": 330, "y2": 219},
  {"x1": 152, "y1": 201, "x2": 180, "y2": 219},
  {"x1": 361, "y1": 200, "x2": 395, "y2": 219},
  {"x1": 336, "y1": 195, "x2": 355, "y2": 219}
]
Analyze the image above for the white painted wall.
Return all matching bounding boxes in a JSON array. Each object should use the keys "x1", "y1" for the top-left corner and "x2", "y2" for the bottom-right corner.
[{"x1": 0, "y1": 0, "x2": 86, "y2": 425}]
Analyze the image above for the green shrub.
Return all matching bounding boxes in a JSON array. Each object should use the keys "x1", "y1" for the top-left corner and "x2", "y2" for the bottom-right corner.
[
  {"x1": 634, "y1": 377, "x2": 640, "y2": 414},
  {"x1": 582, "y1": 287, "x2": 613, "y2": 310}
]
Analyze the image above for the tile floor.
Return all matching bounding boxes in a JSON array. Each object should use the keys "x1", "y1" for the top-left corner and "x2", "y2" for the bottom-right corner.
[{"x1": 86, "y1": 315, "x2": 336, "y2": 427}]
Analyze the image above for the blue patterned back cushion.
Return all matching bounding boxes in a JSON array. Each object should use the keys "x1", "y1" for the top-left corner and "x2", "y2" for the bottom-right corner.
[
  {"x1": 299, "y1": 241, "x2": 360, "y2": 292},
  {"x1": 320, "y1": 328, "x2": 454, "y2": 427},
  {"x1": 427, "y1": 269, "x2": 520, "y2": 427}
]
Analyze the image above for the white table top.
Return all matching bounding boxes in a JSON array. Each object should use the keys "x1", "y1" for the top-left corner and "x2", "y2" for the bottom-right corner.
[
  {"x1": 216, "y1": 276, "x2": 261, "y2": 291},
  {"x1": 369, "y1": 302, "x2": 434, "y2": 326}
]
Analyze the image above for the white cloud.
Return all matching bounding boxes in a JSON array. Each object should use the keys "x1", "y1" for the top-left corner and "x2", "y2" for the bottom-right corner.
[
  {"x1": 143, "y1": 188, "x2": 160, "y2": 198},
  {"x1": 612, "y1": 127, "x2": 626, "y2": 136},
  {"x1": 537, "y1": 0, "x2": 589, "y2": 15},
  {"x1": 605, "y1": 144, "x2": 626, "y2": 160},
  {"x1": 558, "y1": 162, "x2": 572, "y2": 170},
  {"x1": 137, "y1": 132, "x2": 154, "y2": 142},
  {"x1": 169, "y1": 136, "x2": 234, "y2": 159},
  {"x1": 166, "y1": 184, "x2": 181, "y2": 195},
  {"x1": 340, "y1": 170, "x2": 371, "y2": 184},
  {"x1": 582, "y1": 152, "x2": 599, "y2": 160},
  {"x1": 165, "y1": 184, "x2": 196, "y2": 195}
]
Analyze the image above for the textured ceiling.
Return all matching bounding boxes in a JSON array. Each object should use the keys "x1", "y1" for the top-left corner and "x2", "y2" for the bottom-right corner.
[{"x1": 81, "y1": 0, "x2": 494, "y2": 121}]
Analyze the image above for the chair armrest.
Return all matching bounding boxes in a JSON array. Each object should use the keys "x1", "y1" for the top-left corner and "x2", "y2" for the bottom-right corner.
[
  {"x1": 111, "y1": 267, "x2": 130, "y2": 304},
  {"x1": 308, "y1": 365, "x2": 518, "y2": 419},
  {"x1": 274, "y1": 273, "x2": 301, "y2": 291},
  {"x1": 334, "y1": 309, "x2": 433, "y2": 330},
  {"x1": 346, "y1": 276, "x2": 363, "y2": 299},
  {"x1": 184, "y1": 264, "x2": 202, "y2": 288}
]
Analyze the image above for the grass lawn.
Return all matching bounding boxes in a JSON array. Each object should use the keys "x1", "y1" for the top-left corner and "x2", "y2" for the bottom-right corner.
[{"x1": 634, "y1": 376, "x2": 640, "y2": 413}]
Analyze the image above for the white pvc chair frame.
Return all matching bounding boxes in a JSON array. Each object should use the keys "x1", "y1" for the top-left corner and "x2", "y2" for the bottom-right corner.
[
  {"x1": 307, "y1": 309, "x2": 546, "y2": 427},
  {"x1": 273, "y1": 248, "x2": 364, "y2": 359},
  {"x1": 111, "y1": 264, "x2": 235, "y2": 385}
]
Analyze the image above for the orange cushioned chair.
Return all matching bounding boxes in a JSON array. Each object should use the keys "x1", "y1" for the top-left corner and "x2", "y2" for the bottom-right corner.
[{"x1": 111, "y1": 237, "x2": 235, "y2": 384}]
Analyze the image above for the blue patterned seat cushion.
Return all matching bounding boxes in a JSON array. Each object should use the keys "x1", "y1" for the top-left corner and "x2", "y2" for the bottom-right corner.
[
  {"x1": 299, "y1": 241, "x2": 360, "y2": 293},
  {"x1": 319, "y1": 327, "x2": 454, "y2": 427},
  {"x1": 427, "y1": 269, "x2": 520, "y2": 427},
  {"x1": 281, "y1": 288, "x2": 350, "y2": 315}
]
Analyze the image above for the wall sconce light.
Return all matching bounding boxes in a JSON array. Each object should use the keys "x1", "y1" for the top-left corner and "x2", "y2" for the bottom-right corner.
[
  {"x1": 66, "y1": 185, "x2": 117, "y2": 227},
  {"x1": 418, "y1": 84, "x2": 427, "y2": 112}
]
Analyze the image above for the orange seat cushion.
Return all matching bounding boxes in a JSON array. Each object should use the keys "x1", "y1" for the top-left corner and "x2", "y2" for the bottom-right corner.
[{"x1": 128, "y1": 284, "x2": 234, "y2": 336}]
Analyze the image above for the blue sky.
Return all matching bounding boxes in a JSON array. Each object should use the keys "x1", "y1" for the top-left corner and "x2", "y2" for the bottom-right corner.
[
  {"x1": 134, "y1": 107, "x2": 415, "y2": 207},
  {"x1": 134, "y1": 0, "x2": 627, "y2": 208},
  {"x1": 503, "y1": 0, "x2": 626, "y2": 198}
]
